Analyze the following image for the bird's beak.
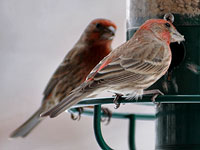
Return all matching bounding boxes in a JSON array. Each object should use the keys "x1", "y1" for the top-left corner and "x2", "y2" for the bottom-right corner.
[
  {"x1": 170, "y1": 28, "x2": 185, "y2": 44},
  {"x1": 101, "y1": 26, "x2": 116, "y2": 40},
  {"x1": 107, "y1": 26, "x2": 116, "y2": 36}
]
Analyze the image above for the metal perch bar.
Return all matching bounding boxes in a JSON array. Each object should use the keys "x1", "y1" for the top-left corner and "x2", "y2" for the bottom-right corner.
[
  {"x1": 74, "y1": 95, "x2": 200, "y2": 108},
  {"x1": 70, "y1": 108, "x2": 155, "y2": 120}
]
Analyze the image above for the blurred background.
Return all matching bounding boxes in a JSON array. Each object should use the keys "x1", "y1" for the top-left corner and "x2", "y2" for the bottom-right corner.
[{"x1": 0, "y1": 0, "x2": 155, "y2": 149}]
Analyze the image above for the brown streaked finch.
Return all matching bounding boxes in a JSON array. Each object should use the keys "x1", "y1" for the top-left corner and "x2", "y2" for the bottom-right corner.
[
  {"x1": 10, "y1": 18, "x2": 117, "y2": 138},
  {"x1": 41, "y1": 18, "x2": 185, "y2": 118}
]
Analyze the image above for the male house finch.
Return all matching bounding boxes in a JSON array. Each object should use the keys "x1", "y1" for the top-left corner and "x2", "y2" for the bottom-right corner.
[
  {"x1": 42, "y1": 19, "x2": 185, "y2": 118},
  {"x1": 10, "y1": 19, "x2": 117, "y2": 138}
]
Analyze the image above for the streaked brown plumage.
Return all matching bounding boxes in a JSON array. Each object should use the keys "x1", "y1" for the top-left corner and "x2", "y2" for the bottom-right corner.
[
  {"x1": 41, "y1": 19, "x2": 185, "y2": 118},
  {"x1": 10, "y1": 18, "x2": 117, "y2": 138}
]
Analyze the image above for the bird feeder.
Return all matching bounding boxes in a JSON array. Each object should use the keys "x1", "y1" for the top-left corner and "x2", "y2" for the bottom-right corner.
[
  {"x1": 70, "y1": 0, "x2": 200, "y2": 149},
  {"x1": 127, "y1": 0, "x2": 200, "y2": 149}
]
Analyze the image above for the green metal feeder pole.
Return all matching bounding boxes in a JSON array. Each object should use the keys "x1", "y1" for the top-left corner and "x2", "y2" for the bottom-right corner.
[
  {"x1": 156, "y1": 104, "x2": 200, "y2": 150},
  {"x1": 127, "y1": 0, "x2": 200, "y2": 149}
]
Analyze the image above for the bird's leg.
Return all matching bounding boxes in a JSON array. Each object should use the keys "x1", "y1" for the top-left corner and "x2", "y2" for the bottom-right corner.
[
  {"x1": 113, "y1": 93, "x2": 123, "y2": 109},
  {"x1": 100, "y1": 107, "x2": 112, "y2": 125},
  {"x1": 70, "y1": 107, "x2": 84, "y2": 121},
  {"x1": 143, "y1": 89, "x2": 164, "y2": 104}
]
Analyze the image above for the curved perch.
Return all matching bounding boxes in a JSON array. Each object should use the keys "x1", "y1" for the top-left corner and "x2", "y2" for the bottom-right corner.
[{"x1": 93, "y1": 105, "x2": 113, "y2": 150}]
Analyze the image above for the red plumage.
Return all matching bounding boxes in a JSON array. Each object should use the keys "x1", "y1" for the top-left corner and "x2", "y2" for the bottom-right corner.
[
  {"x1": 42, "y1": 19, "x2": 185, "y2": 118},
  {"x1": 10, "y1": 18, "x2": 117, "y2": 138}
]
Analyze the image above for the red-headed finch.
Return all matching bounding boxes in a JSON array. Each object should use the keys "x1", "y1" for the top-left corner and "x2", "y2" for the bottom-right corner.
[
  {"x1": 10, "y1": 19, "x2": 117, "y2": 138},
  {"x1": 41, "y1": 19, "x2": 185, "y2": 118}
]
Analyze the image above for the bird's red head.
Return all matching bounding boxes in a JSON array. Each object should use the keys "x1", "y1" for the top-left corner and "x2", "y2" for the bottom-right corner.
[
  {"x1": 139, "y1": 19, "x2": 184, "y2": 44},
  {"x1": 91, "y1": 19, "x2": 117, "y2": 30},
  {"x1": 83, "y1": 18, "x2": 117, "y2": 43}
]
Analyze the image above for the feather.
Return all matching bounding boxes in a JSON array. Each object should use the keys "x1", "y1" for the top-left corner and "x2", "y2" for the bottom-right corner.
[{"x1": 10, "y1": 107, "x2": 43, "y2": 138}]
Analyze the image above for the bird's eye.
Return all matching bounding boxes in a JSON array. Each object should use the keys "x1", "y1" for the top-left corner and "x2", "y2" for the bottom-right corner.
[
  {"x1": 96, "y1": 23, "x2": 102, "y2": 29},
  {"x1": 165, "y1": 23, "x2": 171, "y2": 28}
]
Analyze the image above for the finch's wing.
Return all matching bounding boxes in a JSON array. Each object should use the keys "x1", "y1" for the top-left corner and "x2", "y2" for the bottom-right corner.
[
  {"x1": 87, "y1": 40, "x2": 168, "y2": 85},
  {"x1": 43, "y1": 60, "x2": 71, "y2": 99},
  {"x1": 43, "y1": 46, "x2": 82, "y2": 100}
]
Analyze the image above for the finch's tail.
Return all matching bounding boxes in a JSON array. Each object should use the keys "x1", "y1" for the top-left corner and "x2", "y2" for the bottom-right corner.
[
  {"x1": 10, "y1": 107, "x2": 44, "y2": 138},
  {"x1": 41, "y1": 83, "x2": 93, "y2": 118}
]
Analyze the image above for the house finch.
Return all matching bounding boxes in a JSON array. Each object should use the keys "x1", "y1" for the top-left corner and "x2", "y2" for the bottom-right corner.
[
  {"x1": 41, "y1": 18, "x2": 185, "y2": 118},
  {"x1": 10, "y1": 18, "x2": 117, "y2": 138}
]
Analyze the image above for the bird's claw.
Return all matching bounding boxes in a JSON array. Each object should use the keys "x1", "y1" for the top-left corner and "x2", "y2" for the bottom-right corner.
[
  {"x1": 70, "y1": 107, "x2": 84, "y2": 121},
  {"x1": 100, "y1": 107, "x2": 112, "y2": 125},
  {"x1": 113, "y1": 93, "x2": 123, "y2": 109},
  {"x1": 151, "y1": 90, "x2": 164, "y2": 101},
  {"x1": 143, "y1": 89, "x2": 164, "y2": 107},
  {"x1": 151, "y1": 90, "x2": 163, "y2": 107}
]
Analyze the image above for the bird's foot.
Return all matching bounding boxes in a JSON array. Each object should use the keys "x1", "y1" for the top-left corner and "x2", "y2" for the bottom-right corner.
[
  {"x1": 70, "y1": 107, "x2": 84, "y2": 121},
  {"x1": 143, "y1": 89, "x2": 164, "y2": 106},
  {"x1": 113, "y1": 93, "x2": 123, "y2": 109},
  {"x1": 101, "y1": 107, "x2": 112, "y2": 125}
]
